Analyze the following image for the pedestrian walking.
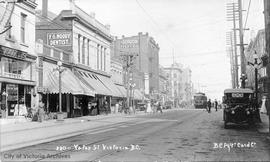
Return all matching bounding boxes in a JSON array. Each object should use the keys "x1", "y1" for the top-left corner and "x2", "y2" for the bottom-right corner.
[
  {"x1": 115, "y1": 101, "x2": 119, "y2": 114},
  {"x1": 146, "y1": 101, "x2": 152, "y2": 113},
  {"x1": 37, "y1": 100, "x2": 45, "y2": 122},
  {"x1": 157, "y1": 102, "x2": 163, "y2": 113},
  {"x1": 260, "y1": 96, "x2": 267, "y2": 114},
  {"x1": 207, "y1": 99, "x2": 211, "y2": 113},
  {"x1": 214, "y1": 99, "x2": 218, "y2": 112}
]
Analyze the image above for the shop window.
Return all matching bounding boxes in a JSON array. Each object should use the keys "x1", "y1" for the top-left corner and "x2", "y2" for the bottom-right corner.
[{"x1": 1, "y1": 57, "x2": 31, "y2": 80}]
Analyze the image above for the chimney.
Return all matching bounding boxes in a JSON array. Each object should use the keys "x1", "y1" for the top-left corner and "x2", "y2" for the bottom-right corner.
[{"x1": 42, "y1": 0, "x2": 48, "y2": 18}]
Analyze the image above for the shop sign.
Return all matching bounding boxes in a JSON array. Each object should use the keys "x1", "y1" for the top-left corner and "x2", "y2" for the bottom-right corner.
[
  {"x1": 47, "y1": 32, "x2": 72, "y2": 46},
  {"x1": 6, "y1": 84, "x2": 18, "y2": 101},
  {"x1": 0, "y1": 45, "x2": 26, "y2": 60},
  {"x1": 37, "y1": 86, "x2": 49, "y2": 93},
  {"x1": 120, "y1": 39, "x2": 138, "y2": 49}
]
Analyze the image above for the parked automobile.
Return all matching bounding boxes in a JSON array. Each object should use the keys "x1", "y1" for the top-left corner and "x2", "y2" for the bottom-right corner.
[
  {"x1": 164, "y1": 101, "x2": 173, "y2": 109},
  {"x1": 222, "y1": 88, "x2": 259, "y2": 129}
]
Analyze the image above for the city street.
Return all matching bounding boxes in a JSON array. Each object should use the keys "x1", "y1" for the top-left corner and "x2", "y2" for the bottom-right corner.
[{"x1": 1, "y1": 109, "x2": 270, "y2": 162}]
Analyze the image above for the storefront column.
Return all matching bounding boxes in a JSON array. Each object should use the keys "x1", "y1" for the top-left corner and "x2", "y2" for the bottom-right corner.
[{"x1": 67, "y1": 94, "x2": 70, "y2": 115}]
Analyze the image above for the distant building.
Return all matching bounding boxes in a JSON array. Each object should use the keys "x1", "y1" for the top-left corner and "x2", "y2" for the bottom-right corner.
[
  {"x1": 182, "y1": 67, "x2": 193, "y2": 103},
  {"x1": 159, "y1": 65, "x2": 169, "y2": 104},
  {"x1": 112, "y1": 32, "x2": 160, "y2": 99},
  {"x1": 164, "y1": 63, "x2": 183, "y2": 107}
]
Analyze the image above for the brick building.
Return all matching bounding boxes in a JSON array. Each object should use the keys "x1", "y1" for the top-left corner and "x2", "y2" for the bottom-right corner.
[{"x1": 112, "y1": 32, "x2": 160, "y2": 98}]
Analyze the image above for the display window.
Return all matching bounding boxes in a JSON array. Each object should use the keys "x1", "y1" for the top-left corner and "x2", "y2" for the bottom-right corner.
[
  {"x1": 0, "y1": 57, "x2": 31, "y2": 80},
  {"x1": 0, "y1": 83, "x2": 32, "y2": 117}
]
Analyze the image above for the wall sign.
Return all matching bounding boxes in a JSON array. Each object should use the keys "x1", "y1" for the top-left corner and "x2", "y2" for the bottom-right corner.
[
  {"x1": 47, "y1": 32, "x2": 72, "y2": 46},
  {"x1": 120, "y1": 39, "x2": 138, "y2": 48},
  {"x1": 0, "y1": 45, "x2": 26, "y2": 60}
]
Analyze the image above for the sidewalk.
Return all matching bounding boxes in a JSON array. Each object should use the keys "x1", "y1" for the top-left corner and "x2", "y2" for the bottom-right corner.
[
  {"x1": 0, "y1": 110, "x2": 158, "y2": 152},
  {"x1": 257, "y1": 113, "x2": 269, "y2": 134}
]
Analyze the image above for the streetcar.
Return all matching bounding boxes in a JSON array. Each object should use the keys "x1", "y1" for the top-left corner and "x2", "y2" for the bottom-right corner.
[{"x1": 193, "y1": 92, "x2": 207, "y2": 109}]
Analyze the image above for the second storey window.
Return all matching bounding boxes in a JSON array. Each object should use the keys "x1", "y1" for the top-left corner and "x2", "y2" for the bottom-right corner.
[
  {"x1": 87, "y1": 40, "x2": 90, "y2": 66},
  {"x1": 21, "y1": 13, "x2": 27, "y2": 43},
  {"x1": 82, "y1": 37, "x2": 85, "y2": 64},
  {"x1": 78, "y1": 34, "x2": 80, "y2": 63}
]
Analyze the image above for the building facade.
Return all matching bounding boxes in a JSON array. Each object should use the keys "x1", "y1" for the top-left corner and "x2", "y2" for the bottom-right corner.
[
  {"x1": 182, "y1": 67, "x2": 193, "y2": 104},
  {"x1": 164, "y1": 63, "x2": 183, "y2": 107},
  {"x1": 0, "y1": 0, "x2": 38, "y2": 118},
  {"x1": 159, "y1": 65, "x2": 169, "y2": 104},
  {"x1": 112, "y1": 32, "x2": 160, "y2": 99},
  {"x1": 35, "y1": 0, "x2": 123, "y2": 117},
  {"x1": 245, "y1": 29, "x2": 269, "y2": 101}
]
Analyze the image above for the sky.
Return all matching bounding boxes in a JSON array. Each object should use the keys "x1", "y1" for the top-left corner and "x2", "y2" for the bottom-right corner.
[{"x1": 36, "y1": 0, "x2": 265, "y2": 100}]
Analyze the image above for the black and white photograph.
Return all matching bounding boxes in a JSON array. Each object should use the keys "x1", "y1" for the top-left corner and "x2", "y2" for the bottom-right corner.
[{"x1": 0, "y1": 0, "x2": 270, "y2": 161}]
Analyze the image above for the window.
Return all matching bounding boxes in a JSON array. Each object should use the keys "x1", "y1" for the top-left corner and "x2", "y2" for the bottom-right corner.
[
  {"x1": 100, "y1": 46, "x2": 103, "y2": 70},
  {"x1": 6, "y1": 21, "x2": 11, "y2": 39},
  {"x1": 78, "y1": 34, "x2": 81, "y2": 63},
  {"x1": 0, "y1": 57, "x2": 31, "y2": 80},
  {"x1": 87, "y1": 39, "x2": 90, "y2": 66},
  {"x1": 21, "y1": 13, "x2": 27, "y2": 43},
  {"x1": 97, "y1": 44, "x2": 100, "y2": 70},
  {"x1": 82, "y1": 37, "x2": 85, "y2": 64},
  {"x1": 104, "y1": 48, "x2": 106, "y2": 71}
]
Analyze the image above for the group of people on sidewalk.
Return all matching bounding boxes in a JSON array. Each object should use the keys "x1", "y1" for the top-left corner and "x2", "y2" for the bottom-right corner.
[
  {"x1": 145, "y1": 101, "x2": 163, "y2": 114},
  {"x1": 206, "y1": 99, "x2": 219, "y2": 113}
]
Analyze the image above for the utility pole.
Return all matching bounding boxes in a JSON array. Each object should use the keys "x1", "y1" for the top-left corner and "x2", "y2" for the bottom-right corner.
[
  {"x1": 227, "y1": 2, "x2": 239, "y2": 88},
  {"x1": 263, "y1": 0, "x2": 270, "y2": 133},
  {"x1": 226, "y1": 31, "x2": 236, "y2": 88},
  {"x1": 238, "y1": 0, "x2": 247, "y2": 88},
  {"x1": 121, "y1": 52, "x2": 137, "y2": 112}
]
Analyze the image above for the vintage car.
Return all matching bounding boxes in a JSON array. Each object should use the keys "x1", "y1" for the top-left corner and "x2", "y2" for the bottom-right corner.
[{"x1": 222, "y1": 88, "x2": 257, "y2": 128}]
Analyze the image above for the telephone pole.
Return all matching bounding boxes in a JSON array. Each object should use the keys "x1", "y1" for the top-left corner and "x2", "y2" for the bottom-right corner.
[
  {"x1": 263, "y1": 0, "x2": 270, "y2": 134},
  {"x1": 227, "y1": 2, "x2": 239, "y2": 88},
  {"x1": 226, "y1": 31, "x2": 235, "y2": 88},
  {"x1": 238, "y1": 0, "x2": 247, "y2": 88},
  {"x1": 121, "y1": 52, "x2": 137, "y2": 111}
]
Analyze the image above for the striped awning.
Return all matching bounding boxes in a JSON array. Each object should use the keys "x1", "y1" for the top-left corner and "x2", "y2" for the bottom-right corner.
[
  {"x1": 74, "y1": 69, "x2": 112, "y2": 96},
  {"x1": 43, "y1": 62, "x2": 95, "y2": 96}
]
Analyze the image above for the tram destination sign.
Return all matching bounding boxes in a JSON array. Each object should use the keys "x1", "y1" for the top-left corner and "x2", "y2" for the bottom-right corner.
[
  {"x1": 0, "y1": 45, "x2": 26, "y2": 60},
  {"x1": 47, "y1": 32, "x2": 72, "y2": 46}
]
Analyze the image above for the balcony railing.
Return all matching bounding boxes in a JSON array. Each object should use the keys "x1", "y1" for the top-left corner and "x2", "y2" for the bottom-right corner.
[{"x1": 38, "y1": 42, "x2": 73, "y2": 63}]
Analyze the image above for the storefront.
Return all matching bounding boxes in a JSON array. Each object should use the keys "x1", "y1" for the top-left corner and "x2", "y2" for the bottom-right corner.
[
  {"x1": 74, "y1": 68, "x2": 115, "y2": 115},
  {"x1": 0, "y1": 45, "x2": 36, "y2": 118},
  {"x1": 40, "y1": 61, "x2": 95, "y2": 118}
]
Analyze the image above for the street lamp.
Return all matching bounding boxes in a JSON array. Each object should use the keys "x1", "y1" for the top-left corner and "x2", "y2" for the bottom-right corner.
[{"x1": 53, "y1": 61, "x2": 66, "y2": 114}]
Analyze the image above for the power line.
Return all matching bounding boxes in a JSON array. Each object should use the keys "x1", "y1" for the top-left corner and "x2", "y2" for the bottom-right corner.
[
  {"x1": 159, "y1": 50, "x2": 226, "y2": 59},
  {"x1": 135, "y1": 0, "x2": 175, "y2": 48}
]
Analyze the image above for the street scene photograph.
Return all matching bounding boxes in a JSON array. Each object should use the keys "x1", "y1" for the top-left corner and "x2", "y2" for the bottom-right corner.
[{"x1": 0, "y1": 0, "x2": 270, "y2": 161}]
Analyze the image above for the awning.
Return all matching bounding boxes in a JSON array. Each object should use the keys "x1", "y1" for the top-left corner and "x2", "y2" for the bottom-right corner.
[
  {"x1": 74, "y1": 69, "x2": 112, "y2": 96},
  {"x1": 43, "y1": 63, "x2": 95, "y2": 96},
  {"x1": 115, "y1": 84, "x2": 126, "y2": 98},
  {"x1": 98, "y1": 75, "x2": 123, "y2": 97}
]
